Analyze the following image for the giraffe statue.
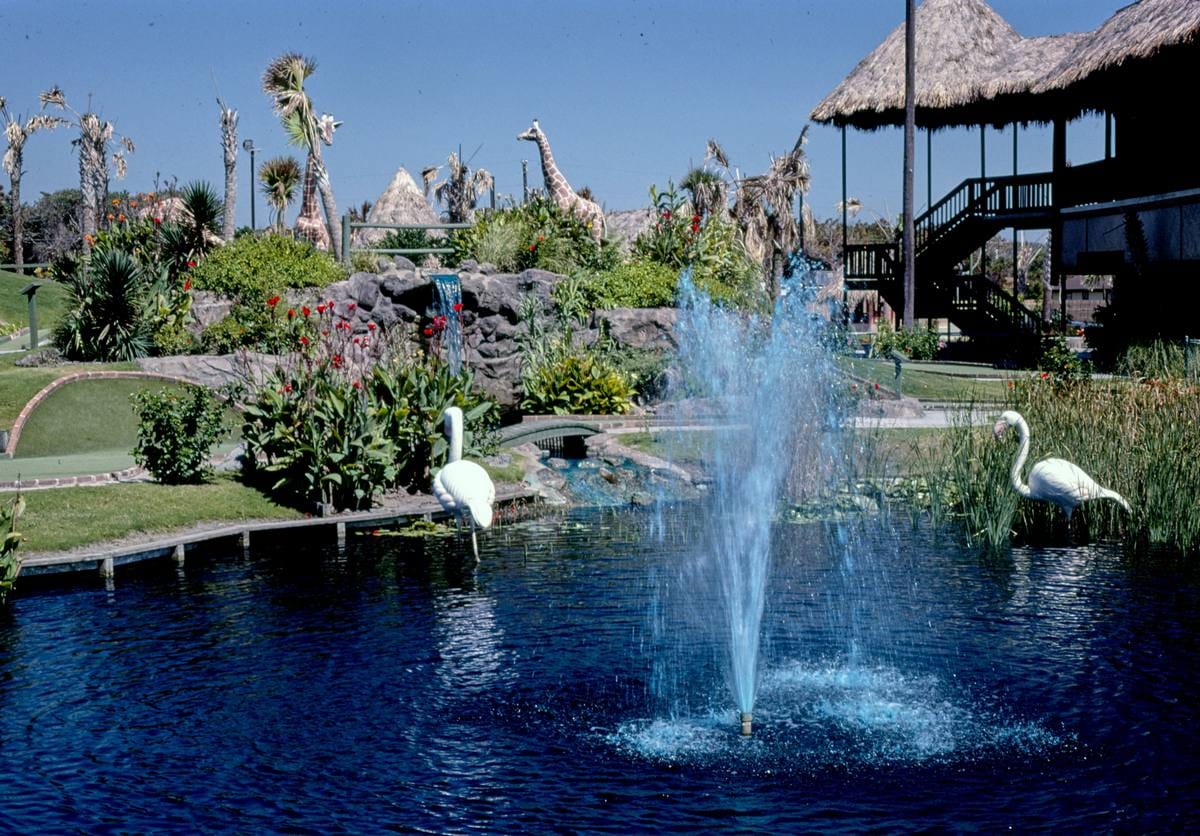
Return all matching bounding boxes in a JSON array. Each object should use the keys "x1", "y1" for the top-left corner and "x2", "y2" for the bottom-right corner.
[{"x1": 517, "y1": 119, "x2": 604, "y2": 244}]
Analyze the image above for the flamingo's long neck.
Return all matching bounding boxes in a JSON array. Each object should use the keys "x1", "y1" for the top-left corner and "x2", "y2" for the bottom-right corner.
[
  {"x1": 1010, "y1": 416, "x2": 1033, "y2": 499},
  {"x1": 447, "y1": 410, "x2": 463, "y2": 463}
]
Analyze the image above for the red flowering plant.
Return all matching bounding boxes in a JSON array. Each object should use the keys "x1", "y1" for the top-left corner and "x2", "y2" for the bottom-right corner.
[{"x1": 241, "y1": 297, "x2": 500, "y2": 508}]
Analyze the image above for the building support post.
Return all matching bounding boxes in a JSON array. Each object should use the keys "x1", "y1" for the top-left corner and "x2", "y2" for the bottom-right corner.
[
  {"x1": 980, "y1": 125, "x2": 987, "y2": 279},
  {"x1": 1013, "y1": 123, "x2": 1019, "y2": 293},
  {"x1": 901, "y1": 0, "x2": 916, "y2": 328},
  {"x1": 1051, "y1": 116, "x2": 1067, "y2": 329}
]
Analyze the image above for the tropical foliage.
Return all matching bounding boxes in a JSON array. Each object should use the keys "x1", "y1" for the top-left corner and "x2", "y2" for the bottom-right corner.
[
  {"x1": 240, "y1": 302, "x2": 498, "y2": 510},
  {"x1": 0, "y1": 493, "x2": 25, "y2": 606},
  {"x1": 450, "y1": 197, "x2": 619, "y2": 274}
]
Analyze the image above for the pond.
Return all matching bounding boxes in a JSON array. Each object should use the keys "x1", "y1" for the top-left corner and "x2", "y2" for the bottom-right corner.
[{"x1": 1, "y1": 507, "x2": 1197, "y2": 831}]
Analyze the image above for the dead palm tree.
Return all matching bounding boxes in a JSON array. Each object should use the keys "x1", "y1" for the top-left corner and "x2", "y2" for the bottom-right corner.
[
  {"x1": 721, "y1": 129, "x2": 812, "y2": 298},
  {"x1": 431, "y1": 151, "x2": 493, "y2": 224},
  {"x1": 39, "y1": 87, "x2": 133, "y2": 246},
  {"x1": 218, "y1": 98, "x2": 238, "y2": 242},
  {"x1": 1, "y1": 94, "x2": 68, "y2": 270},
  {"x1": 261, "y1": 53, "x2": 342, "y2": 258},
  {"x1": 258, "y1": 156, "x2": 302, "y2": 233}
]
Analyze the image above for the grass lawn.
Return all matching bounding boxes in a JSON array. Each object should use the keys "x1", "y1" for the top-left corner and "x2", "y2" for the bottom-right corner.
[
  {"x1": 619, "y1": 426, "x2": 948, "y2": 478},
  {"x1": 12, "y1": 377, "x2": 200, "y2": 458},
  {"x1": 3, "y1": 475, "x2": 303, "y2": 554},
  {"x1": 837, "y1": 357, "x2": 1013, "y2": 401},
  {"x1": 0, "y1": 269, "x2": 70, "y2": 335},
  {"x1": 0, "y1": 354, "x2": 138, "y2": 428}
]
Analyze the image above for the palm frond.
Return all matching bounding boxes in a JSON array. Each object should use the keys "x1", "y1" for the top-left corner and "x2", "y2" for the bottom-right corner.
[{"x1": 39, "y1": 86, "x2": 66, "y2": 109}]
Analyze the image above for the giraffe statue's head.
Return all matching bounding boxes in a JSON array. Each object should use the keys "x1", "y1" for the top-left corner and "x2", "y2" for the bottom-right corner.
[{"x1": 516, "y1": 119, "x2": 542, "y2": 142}]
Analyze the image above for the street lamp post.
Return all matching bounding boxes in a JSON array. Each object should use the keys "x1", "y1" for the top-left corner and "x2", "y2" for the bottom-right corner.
[{"x1": 242, "y1": 139, "x2": 259, "y2": 230}]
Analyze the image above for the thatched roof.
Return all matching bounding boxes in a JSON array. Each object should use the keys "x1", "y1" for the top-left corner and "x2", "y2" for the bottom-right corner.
[
  {"x1": 811, "y1": 0, "x2": 1197, "y2": 130},
  {"x1": 1034, "y1": 0, "x2": 1200, "y2": 93},
  {"x1": 354, "y1": 167, "x2": 441, "y2": 247}
]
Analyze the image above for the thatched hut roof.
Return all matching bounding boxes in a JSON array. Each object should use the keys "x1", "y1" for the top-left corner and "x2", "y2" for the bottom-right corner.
[
  {"x1": 1034, "y1": 0, "x2": 1200, "y2": 94},
  {"x1": 354, "y1": 167, "x2": 441, "y2": 247},
  {"x1": 812, "y1": 0, "x2": 1200, "y2": 130}
]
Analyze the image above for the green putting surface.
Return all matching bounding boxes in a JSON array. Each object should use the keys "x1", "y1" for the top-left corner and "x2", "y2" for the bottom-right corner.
[{"x1": 0, "y1": 449, "x2": 137, "y2": 481}]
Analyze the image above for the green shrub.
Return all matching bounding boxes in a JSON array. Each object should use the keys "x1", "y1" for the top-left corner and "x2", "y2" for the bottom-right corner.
[
  {"x1": 470, "y1": 212, "x2": 528, "y2": 272},
  {"x1": 872, "y1": 320, "x2": 942, "y2": 361},
  {"x1": 132, "y1": 386, "x2": 226, "y2": 484},
  {"x1": 521, "y1": 348, "x2": 634, "y2": 415},
  {"x1": 191, "y1": 233, "x2": 345, "y2": 302},
  {"x1": 377, "y1": 227, "x2": 434, "y2": 256},
  {"x1": 1038, "y1": 335, "x2": 1090, "y2": 383},
  {"x1": 350, "y1": 251, "x2": 382, "y2": 273},
  {"x1": 567, "y1": 260, "x2": 679, "y2": 309},
  {"x1": 200, "y1": 316, "x2": 253, "y2": 355}
]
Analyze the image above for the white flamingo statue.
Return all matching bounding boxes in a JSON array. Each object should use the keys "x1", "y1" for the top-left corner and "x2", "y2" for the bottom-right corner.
[
  {"x1": 993, "y1": 410, "x2": 1131, "y2": 524},
  {"x1": 432, "y1": 406, "x2": 495, "y2": 560}
]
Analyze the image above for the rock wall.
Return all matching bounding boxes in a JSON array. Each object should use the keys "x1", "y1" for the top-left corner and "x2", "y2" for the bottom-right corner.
[{"x1": 317, "y1": 260, "x2": 677, "y2": 409}]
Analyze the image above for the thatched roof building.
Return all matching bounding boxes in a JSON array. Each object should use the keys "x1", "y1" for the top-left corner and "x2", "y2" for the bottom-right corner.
[{"x1": 812, "y1": 0, "x2": 1200, "y2": 129}]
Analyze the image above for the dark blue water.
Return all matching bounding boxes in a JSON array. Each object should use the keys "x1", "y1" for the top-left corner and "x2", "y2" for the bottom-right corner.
[{"x1": 1, "y1": 509, "x2": 1198, "y2": 832}]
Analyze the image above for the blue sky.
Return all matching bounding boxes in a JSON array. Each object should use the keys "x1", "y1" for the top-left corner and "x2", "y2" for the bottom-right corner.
[{"x1": 2, "y1": 0, "x2": 1128, "y2": 228}]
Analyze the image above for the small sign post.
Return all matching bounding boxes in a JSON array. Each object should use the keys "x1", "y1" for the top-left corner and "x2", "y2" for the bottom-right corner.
[{"x1": 19, "y1": 282, "x2": 41, "y2": 351}]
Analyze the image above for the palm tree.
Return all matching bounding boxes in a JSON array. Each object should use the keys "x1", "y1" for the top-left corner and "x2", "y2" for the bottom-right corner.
[
  {"x1": 218, "y1": 98, "x2": 238, "y2": 243},
  {"x1": 680, "y1": 165, "x2": 727, "y2": 221},
  {"x1": 258, "y1": 156, "x2": 301, "y2": 233},
  {"x1": 261, "y1": 53, "x2": 342, "y2": 258},
  {"x1": 1, "y1": 94, "x2": 68, "y2": 270},
  {"x1": 431, "y1": 151, "x2": 493, "y2": 224},
  {"x1": 39, "y1": 87, "x2": 133, "y2": 245}
]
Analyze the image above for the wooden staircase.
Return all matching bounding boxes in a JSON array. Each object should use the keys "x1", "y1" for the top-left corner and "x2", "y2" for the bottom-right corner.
[{"x1": 845, "y1": 172, "x2": 1055, "y2": 345}]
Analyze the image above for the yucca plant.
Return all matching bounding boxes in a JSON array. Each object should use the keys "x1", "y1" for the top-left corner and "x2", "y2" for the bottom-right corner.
[
  {"x1": 180, "y1": 180, "x2": 223, "y2": 257},
  {"x1": 54, "y1": 247, "x2": 154, "y2": 360}
]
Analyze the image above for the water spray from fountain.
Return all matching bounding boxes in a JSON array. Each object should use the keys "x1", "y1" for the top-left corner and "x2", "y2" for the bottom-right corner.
[{"x1": 664, "y1": 265, "x2": 846, "y2": 736}]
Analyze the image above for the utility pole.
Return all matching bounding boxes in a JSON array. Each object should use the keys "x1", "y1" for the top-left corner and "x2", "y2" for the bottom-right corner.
[{"x1": 902, "y1": 0, "x2": 917, "y2": 327}]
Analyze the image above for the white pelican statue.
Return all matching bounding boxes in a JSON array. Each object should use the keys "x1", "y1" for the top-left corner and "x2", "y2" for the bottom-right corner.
[
  {"x1": 432, "y1": 406, "x2": 495, "y2": 560},
  {"x1": 993, "y1": 409, "x2": 1131, "y2": 523}
]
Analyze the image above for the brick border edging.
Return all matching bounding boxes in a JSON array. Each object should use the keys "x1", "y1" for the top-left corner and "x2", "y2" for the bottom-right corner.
[{"x1": 3, "y1": 370, "x2": 206, "y2": 460}]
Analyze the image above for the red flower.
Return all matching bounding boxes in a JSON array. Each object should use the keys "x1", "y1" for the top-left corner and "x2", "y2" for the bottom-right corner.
[
  {"x1": 283, "y1": 383, "x2": 292, "y2": 393},
  {"x1": 347, "y1": 302, "x2": 356, "y2": 311},
  {"x1": 326, "y1": 299, "x2": 335, "y2": 309},
  {"x1": 301, "y1": 306, "x2": 311, "y2": 317},
  {"x1": 537, "y1": 235, "x2": 544, "y2": 242},
  {"x1": 322, "y1": 330, "x2": 330, "y2": 337},
  {"x1": 1040, "y1": 371, "x2": 1050, "y2": 379},
  {"x1": 183, "y1": 278, "x2": 191, "y2": 291},
  {"x1": 423, "y1": 327, "x2": 434, "y2": 336},
  {"x1": 153, "y1": 217, "x2": 162, "y2": 225},
  {"x1": 692, "y1": 214, "x2": 701, "y2": 222},
  {"x1": 874, "y1": 382, "x2": 879, "y2": 390},
  {"x1": 317, "y1": 303, "x2": 326, "y2": 314},
  {"x1": 299, "y1": 335, "x2": 310, "y2": 347},
  {"x1": 332, "y1": 354, "x2": 344, "y2": 368},
  {"x1": 267, "y1": 296, "x2": 281, "y2": 307},
  {"x1": 187, "y1": 259, "x2": 197, "y2": 268},
  {"x1": 662, "y1": 210, "x2": 672, "y2": 219},
  {"x1": 353, "y1": 337, "x2": 361, "y2": 346},
  {"x1": 452, "y1": 302, "x2": 463, "y2": 313},
  {"x1": 287, "y1": 308, "x2": 296, "y2": 319},
  {"x1": 528, "y1": 244, "x2": 536, "y2": 252},
  {"x1": 367, "y1": 322, "x2": 377, "y2": 331},
  {"x1": 352, "y1": 380, "x2": 361, "y2": 390}
]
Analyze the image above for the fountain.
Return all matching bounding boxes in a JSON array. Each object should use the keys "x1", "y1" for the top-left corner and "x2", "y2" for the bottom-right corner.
[{"x1": 657, "y1": 267, "x2": 848, "y2": 736}]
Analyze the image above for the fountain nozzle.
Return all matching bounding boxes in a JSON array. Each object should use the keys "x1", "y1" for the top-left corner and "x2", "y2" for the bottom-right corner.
[{"x1": 740, "y1": 711, "x2": 753, "y2": 737}]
